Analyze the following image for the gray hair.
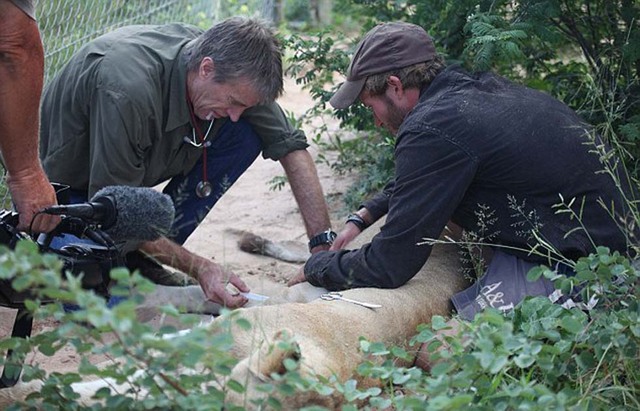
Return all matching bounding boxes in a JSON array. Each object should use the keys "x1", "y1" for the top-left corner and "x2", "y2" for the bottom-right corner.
[
  {"x1": 363, "y1": 55, "x2": 446, "y2": 96},
  {"x1": 185, "y1": 17, "x2": 283, "y2": 102}
]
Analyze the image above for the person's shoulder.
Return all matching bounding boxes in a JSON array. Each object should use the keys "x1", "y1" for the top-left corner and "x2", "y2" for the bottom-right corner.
[
  {"x1": 147, "y1": 22, "x2": 204, "y2": 38},
  {"x1": 101, "y1": 23, "x2": 201, "y2": 50},
  {"x1": 96, "y1": 23, "x2": 196, "y2": 90}
]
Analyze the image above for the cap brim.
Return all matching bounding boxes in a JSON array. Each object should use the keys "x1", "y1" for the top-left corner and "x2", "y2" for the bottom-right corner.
[{"x1": 329, "y1": 78, "x2": 366, "y2": 109}]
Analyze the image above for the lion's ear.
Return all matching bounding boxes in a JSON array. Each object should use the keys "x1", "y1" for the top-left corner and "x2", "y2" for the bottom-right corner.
[{"x1": 250, "y1": 328, "x2": 301, "y2": 377}]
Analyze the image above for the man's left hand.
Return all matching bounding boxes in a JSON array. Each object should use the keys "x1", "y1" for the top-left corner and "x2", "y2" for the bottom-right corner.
[{"x1": 287, "y1": 266, "x2": 307, "y2": 287}]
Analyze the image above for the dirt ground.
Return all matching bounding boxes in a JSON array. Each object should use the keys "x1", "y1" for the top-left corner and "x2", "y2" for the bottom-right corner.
[{"x1": 0, "y1": 76, "x2": 356, "y2": 376}]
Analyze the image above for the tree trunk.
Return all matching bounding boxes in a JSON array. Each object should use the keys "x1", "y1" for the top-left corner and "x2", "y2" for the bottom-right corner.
[
  {"x1": 316, "y1": 0, "x2": 332, "y2": 26},
  {"x1": 309, "y1": 0, "x2": 332, "y2": 27},
  {"x1": 272, "y1": 0, "x2": 285, "y2": 26}
]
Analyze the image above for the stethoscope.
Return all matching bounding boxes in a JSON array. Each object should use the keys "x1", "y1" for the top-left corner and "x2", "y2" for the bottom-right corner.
[{"x1": 185, "y1": 93, "x2": 214, "y2": 198}]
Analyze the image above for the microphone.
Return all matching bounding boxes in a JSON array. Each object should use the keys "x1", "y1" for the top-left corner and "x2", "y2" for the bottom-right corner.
[
  {"x1": 42, "y1": 196, "x2": 116, "y2": 227},
  {"x1": 43, "y1": 186, "x2": 175, "y2": 242}
]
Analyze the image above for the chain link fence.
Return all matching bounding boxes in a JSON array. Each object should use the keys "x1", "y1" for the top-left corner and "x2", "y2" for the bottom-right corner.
[
  {"x1": 38, "y1": 0, "x2": 215, "y2": 83},
  {"x1": 37, "y1": 0, "x2": 275, "y2": 83}
]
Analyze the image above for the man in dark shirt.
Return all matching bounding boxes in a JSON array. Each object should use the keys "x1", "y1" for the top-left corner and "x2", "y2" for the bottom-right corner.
[
  {"x1": 289, "y1": 22, "x2": 637, "y2": 325},
  {"x1": 40, "y1": 17, "x2": 334, "y2": 308}
]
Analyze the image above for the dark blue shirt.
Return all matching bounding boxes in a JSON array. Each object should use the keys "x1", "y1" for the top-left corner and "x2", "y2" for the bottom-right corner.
[{"x1": 306, "y1": 66, "x2": 637, "y2": 290}]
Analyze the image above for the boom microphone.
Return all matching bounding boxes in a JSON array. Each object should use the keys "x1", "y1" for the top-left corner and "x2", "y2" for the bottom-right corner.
[
  {"x1": 42, "y1": 195, "x2": 116, "y2": 227},
  {"x1": 43, "y1": 186, "x2": 175, "y2": 242}
]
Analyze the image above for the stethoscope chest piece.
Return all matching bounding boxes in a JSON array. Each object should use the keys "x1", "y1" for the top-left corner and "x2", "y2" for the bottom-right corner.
[{"x1": 195, "y1": 180, "x2": 213, "y2": 198}]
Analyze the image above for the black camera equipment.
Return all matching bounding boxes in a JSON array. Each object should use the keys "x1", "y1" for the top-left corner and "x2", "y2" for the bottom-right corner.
[{"x1": 0, "y1": 209, "x2": 124, "y2": 388}]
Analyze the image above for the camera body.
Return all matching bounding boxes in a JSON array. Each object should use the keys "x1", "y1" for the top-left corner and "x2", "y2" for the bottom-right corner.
[{"x1": 0, "y1": 209, "x2": 124, "y2": 309}]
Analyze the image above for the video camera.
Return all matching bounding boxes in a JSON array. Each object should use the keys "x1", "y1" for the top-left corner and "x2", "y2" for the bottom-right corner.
[
  {"x1": 0, "y1": 185, "x2": 126, "y2": 388},
  {"x1": 0, "y1": 209, "x2": 124, "y2": 308}
]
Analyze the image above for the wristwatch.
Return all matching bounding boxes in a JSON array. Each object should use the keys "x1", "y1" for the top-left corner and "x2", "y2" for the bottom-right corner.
[{"x1": 308, "y1": 230, "x2": 337, "y2": 251}]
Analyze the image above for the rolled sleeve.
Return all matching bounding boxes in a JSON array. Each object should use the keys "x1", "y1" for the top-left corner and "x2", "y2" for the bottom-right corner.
[{"x1": 242, "y1": 102, "x2": 309, "y2": 160}]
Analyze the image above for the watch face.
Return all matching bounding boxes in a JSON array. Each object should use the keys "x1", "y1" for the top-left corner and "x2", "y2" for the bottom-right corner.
[{"x1": 309, "y1": 230, "x2": 338, "y2": 251}]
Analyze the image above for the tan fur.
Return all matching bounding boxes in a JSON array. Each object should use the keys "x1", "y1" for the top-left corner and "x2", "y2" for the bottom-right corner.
[{"x1": 223, "y1": 241, "x2": 467, "y2": 408}]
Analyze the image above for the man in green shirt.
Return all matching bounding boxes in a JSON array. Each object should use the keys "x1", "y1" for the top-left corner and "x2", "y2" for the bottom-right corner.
[{"x1": 40, "y1": 17, "x2": 333, "y2": 308}]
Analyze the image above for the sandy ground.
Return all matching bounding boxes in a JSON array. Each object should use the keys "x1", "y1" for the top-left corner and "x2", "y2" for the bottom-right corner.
[{"x1": 0, "y1": 76, "x2": 356, "y2": 377}]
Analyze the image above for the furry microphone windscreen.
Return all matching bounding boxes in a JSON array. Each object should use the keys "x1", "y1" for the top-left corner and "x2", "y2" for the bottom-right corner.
[{"x1": 92, "y1": 186, "x2": 175, "y2": 242}]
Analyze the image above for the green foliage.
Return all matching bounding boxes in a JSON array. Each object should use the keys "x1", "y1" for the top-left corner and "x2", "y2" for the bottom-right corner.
[
  {"x1": 346, "y1": 251, "x2": 640, "y2": 409},
  {"x1": 464, "y1": 13, "x2": 530, "y2": 72},
  {"x1": 268, "y1": 175, "x2": 288, "y2": 191},
  {"x1": 274, "y1": 2, "x2": 640, "y2": 407},
  {"x1": 0, "y1": 240, "x2": 243, "y2": 410},
  {"x1": 0, "y1": 190, "x2": 638, "y2": 410},
  {"x1": 0, "y1": 1, "x2": 638, "y2": 408}
]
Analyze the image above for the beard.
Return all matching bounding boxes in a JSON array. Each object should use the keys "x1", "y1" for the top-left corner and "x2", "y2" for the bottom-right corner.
[{"x1": 381, "y1": 94, "x2": 407, "y2": 135}]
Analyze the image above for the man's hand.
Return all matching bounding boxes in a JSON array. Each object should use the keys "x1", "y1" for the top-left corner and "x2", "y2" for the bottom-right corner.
[
  {"x1": 287, "y1": 266, "x2": 308, "y2": 287},
  {"x1": 140, "y1": 237, "x2": 252, "y2": 308},
  {"x1": 7, "y1": 167, "x2": 59, "y2": 233},
  {"x1": 330, "y1": 224, "x2": 361, "y2": 250},
  {"x1": 196, "y1": 260, "x2": 250, "y2": 308}
]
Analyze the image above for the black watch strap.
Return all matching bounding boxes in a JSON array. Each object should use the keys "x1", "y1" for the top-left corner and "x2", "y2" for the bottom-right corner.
[{"x1": 308, "y1": 230, "x2": 337, "y2": 251}]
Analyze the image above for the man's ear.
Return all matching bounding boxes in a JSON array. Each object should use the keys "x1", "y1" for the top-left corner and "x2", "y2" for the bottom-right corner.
[
  {"x1": 385, "y1": 75, "x2": 405, "y2": 103},
  {"x1": 199, "y1": 57, "x2": 215, "y2": 79}
]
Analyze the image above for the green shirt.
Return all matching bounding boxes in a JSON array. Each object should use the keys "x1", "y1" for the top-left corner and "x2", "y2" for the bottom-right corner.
[{"x1": 40, "y1": 23, "x2": 308, "y2": 197}]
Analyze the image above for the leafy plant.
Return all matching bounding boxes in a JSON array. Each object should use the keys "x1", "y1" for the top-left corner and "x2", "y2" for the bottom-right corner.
[
  {"x1": 345, "y1": 247, "x2": 639, "y2": 410},
  {"x1": 0, "y1": 240, "x2": 244, "y2": 410}
]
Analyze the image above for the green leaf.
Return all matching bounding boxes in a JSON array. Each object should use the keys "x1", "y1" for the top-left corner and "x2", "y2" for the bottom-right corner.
[
  {"x1": 560, "y1": 316, "x2": 584, "y2": 334},
  {"x1": 225, "y1": 379, "x2": 245, "y2": 394}
]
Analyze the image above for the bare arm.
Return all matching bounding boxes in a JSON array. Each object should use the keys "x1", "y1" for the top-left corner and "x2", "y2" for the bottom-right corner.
[
  {"x1": 279, "y1": 149, "x2": 332, "y2": 252},
  {"x1": 139, "y1": 237, "x2": 249, "y2": 308},
  {"x1": 0, "y1": 2, "x2": 58, "y2": 232}
]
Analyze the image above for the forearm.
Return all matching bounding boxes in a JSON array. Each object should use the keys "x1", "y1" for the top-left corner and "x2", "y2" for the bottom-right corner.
[
  {"x1": 280, "y1": 149, "x2": 332, "y2": 237},
  {"x1": 0, "y1": 5, "x2": 44, "y2": 176},
  {"x1": 0, "y1": 7, "x2": 58, "y2": 232},
  {"x1": 139, "y1": 236, "x2": 209, "y2": 279}
]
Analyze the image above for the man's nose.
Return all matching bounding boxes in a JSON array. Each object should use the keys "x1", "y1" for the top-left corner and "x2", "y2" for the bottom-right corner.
[{"x1": 227, "y1": 107, "x2": 246, "y2": 122}]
